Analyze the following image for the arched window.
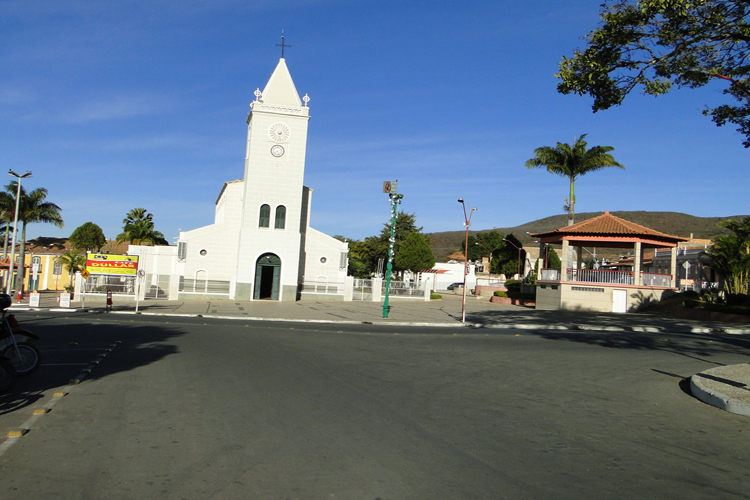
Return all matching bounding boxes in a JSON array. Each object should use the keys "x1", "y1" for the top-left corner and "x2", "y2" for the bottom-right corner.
[
  {"x1": 275, "y1": 205, "x2": 286, "y2": 229},
  {"x1": 259, "y1": 204, "x2": 270, "y2": 228}
]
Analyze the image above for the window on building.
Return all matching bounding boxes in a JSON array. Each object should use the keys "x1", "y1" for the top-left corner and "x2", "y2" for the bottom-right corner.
[
  {"x1": 53, "y1": 261, "x2": 62, "y2": 276},
  {"x1": 177, "y1": 242, "x2": 187, "y2": 262},
  {"x1": 259, "y1": 204, "x2": 271, "y2": 228},
  {"x1": 275, "y1": 205, "x2": 286, "y2": 229}
]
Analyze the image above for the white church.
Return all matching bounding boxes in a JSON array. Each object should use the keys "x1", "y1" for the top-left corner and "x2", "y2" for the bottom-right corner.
[{"x1": 129, "y1": 57, "x2": 349, "y2": 301}]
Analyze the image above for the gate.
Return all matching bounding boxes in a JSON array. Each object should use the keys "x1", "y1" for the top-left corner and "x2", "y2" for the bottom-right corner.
[
  {"x1": 353, "y1": 279, "x2": 373, "y2": 301},
  {"x1": 144, "y1": 274, "x2": 170, "y2": 299}
]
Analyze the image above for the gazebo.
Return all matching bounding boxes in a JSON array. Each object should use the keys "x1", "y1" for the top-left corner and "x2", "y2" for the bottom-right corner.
[{"x1": 530, "y1": 211, "x2": 688, "y2": 313}]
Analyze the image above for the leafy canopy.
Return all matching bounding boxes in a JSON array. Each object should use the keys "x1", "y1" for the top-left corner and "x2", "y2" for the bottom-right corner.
[
  {"x1": 395, "y1": 232, "x2": 436, "y2": 273},
  {"x1": 69, "y1": 222, "x2": 106, "y2": 252},
  {"x1": 557, "y1": 0, "x2": 750, "y2": 147},
  {"x1": 708, "y1": 216, "x2": 750, "y2": 294}
]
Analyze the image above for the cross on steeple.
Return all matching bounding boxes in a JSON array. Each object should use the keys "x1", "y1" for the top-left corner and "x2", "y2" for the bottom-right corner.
[{"x1": 276, "y1": 30, "x2": 291, "y2": 58}]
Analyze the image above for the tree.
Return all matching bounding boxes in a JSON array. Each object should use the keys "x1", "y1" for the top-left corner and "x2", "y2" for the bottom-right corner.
[
  {"x1": 395, "y1": 232, "x2": 436, "y2": 273},
  {"x1": 557, "y1": 0, "x2": 750, "y2": 147},
  {"x1": 116, "y1": 208, "x2": 168, "y2": 245},
  {"x1": 0, "y1": 182, "x2": 64, "y2": 290},
  {"x1": 525, "y1": 134, "x2": 624, "y2": 225},
  {"x1": 370, "y1": 212, "x2": 423, "y2": 276},
  {"x1": 69, "y1": 222, "x2": 106, "y2": 253},
  {"x1": 493, "y1": 233, "x2": 526, "y2": 278},
  {"x1": 58, "y1": 251, "x2": 86, "y2": 290},
  {"x1": 708, "y1": 216, "x2": 750, "y2": 295}
]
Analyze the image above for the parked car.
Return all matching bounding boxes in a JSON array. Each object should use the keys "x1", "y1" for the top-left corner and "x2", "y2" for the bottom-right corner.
[{"x1": 447, "y1": 282, "x2": 464, "y2": 290}]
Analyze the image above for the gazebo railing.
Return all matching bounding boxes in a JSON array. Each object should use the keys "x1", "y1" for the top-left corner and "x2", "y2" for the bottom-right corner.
[
  {"x1": 567, "y1": 268, "x2": 634, "y2": 284},
  {"x1": 540, "y1": 268, "x2": 673, "y2": 287}
]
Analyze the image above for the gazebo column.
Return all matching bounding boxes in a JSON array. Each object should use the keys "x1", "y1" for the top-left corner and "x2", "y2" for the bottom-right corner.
[
  {"x1": 670, "y1": 246, "x2": 678, "y2": 288},
  {"x1": 561, "y1": 240, "x2": 569, "y2": 281},
  {"x1": 538, "y1": 240, "x2": 545, "y2": 272},
  {"x1": 576, "y1": 245, "x2": 583, "y2": 270},
  {"x1": 633, "y1": 241, "x2": 642, "y2": 286}
]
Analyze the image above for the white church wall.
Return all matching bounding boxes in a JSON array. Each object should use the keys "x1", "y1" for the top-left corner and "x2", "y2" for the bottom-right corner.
[
  {"x1": 179, "y1": 225, "x2": 241, "y2": 281},
  {"x1": 214, "y1": 180, "x2": 243, "y2": 226}
]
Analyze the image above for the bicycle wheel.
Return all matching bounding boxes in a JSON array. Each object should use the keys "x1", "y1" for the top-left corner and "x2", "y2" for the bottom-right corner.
[
  {"x1": 0, "y1": 355, "x2": 17, "y2": 392},
  {"x1": 3, "y1": 342, "x2": 41, "y2": 375}
]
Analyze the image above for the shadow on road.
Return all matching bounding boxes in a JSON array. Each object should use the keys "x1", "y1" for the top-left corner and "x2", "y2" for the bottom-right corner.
[{"x1": 0, "y1": 313, "x2": 185, "y2": 417}]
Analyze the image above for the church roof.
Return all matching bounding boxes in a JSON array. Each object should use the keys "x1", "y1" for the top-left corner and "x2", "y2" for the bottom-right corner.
[
  {"x1": 530, "y1": 211, "x2": 687, "y2": 244},
  {"x1": 261, "y1": 58, "x2": 302, "y2": 106}
]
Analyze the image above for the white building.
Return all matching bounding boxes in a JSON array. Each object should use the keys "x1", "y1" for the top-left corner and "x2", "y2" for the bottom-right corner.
[{"x1": 131, "y1": 57, "x2": 348, "y2": 301}]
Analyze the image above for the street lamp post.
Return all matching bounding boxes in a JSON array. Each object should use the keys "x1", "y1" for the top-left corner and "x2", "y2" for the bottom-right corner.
[
  {"x1": 503, "y1": 238, "x2": 522, "y2": 279},
  {"x1": 458, "y1": 198, "x2": 476, "y2": 324},
  {"x1": 6, "y1": 170, "x2": 32, "y2": 297}
]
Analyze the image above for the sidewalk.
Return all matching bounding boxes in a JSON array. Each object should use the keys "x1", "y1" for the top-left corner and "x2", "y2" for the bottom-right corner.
[{"x1": 12, "y1": 290, "x2": 750, "y2": 334}]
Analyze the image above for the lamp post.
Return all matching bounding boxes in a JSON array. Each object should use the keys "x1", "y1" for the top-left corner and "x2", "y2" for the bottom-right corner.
[
  {"x1": 6, "y1": 170, "x2": 32, "y2": 297},
  {"x1": 475, "y1": 241, "x2": 493, "y2": 279},
  {"x1": 458, "y1": 198, "x2": 476, "y2": 324},
  {"x1": 503, "y1": 238, "x2": 522, "y2": 279}
]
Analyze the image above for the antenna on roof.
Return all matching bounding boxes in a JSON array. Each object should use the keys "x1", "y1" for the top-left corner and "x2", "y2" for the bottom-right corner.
[{"x1": 276, "y1": 30, "x2": 291, "y2": 58}]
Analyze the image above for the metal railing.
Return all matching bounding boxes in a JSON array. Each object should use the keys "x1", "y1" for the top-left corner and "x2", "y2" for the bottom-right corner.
[
  {"x1": 83, "y1": 275, "x2": 135, "y2": 294},
  {"x1": 567, "y1": 268, "x2": 634, "y2": 285},
  {"x1": 642, "y1": 272, "x2": 672, "y2": 287},
  {"x1": 541, "y1": 268, "x2": 673, "y2": 288},
  {"x1": 383, "y1": 280, "x2": 425, "y2": 297},
  {"x1": 540, "y1": 268, "x2": 561, "y2": 281},
  {"x1": 353, "y1": 279, "x2": 374, "y2": 301},
  {"x1": 300, "y1": 279, "x2": 344, "y2": 295},
  {"x1": 179, "y1": 277, "x2": 230, "y2": 295}
]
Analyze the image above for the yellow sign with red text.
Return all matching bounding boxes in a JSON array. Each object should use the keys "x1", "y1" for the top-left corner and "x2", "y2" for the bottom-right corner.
[{"x1": 86, "y1": 254, "x2": 139, "y2": 276}]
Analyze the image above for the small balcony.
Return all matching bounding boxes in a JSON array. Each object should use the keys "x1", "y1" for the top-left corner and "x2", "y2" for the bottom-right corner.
[{"x1": 540, "y1": 268, "x2": 672, "y2": 288}]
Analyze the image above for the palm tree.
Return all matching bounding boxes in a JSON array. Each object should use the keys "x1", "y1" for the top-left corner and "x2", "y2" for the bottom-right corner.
[
  {"x1": 116, "y1": 208, "x2": 168, "y2": 245},
  {"x1": 525, "y1": 134, "x2": 624, "y2": 225},
  {"x1": 57, "y1": 251, "x2": 86, "y2": 292},
  {"x1": 2, "y1": 183, "x2": 64, "y2": 291}
]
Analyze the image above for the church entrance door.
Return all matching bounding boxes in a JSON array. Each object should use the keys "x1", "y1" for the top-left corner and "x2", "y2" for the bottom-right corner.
[{"x1": 254, "y1": 253, "x2": 281, "y2": 300}]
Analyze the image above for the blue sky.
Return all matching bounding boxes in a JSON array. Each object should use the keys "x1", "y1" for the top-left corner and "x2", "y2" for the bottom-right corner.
[{"x1": 1, "y1": 0, "x2": 748, "y2": 244}]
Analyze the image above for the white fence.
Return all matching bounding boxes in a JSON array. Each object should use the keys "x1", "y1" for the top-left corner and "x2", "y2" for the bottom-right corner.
[
  {"x1": 540, "y1": 268, "x2": 674, "y2": 288},
  {"x1": 301, "y1": 279, "x2": 345, "y2": 296}
]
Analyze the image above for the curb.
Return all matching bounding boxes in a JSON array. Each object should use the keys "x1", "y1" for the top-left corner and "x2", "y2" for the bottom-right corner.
[{"x1": 691, "y1": 365, "x2": 750, "y2": 417}]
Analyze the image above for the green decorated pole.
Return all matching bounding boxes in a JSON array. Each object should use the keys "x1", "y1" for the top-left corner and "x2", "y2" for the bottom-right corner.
[{"x1": 382, "y1": 191, "x2": 403, "y2": 319}]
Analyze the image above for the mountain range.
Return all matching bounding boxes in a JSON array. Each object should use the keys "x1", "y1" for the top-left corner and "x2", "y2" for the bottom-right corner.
[{"x1": 426, "y1": 211, "x2": 747, "y2": 262}]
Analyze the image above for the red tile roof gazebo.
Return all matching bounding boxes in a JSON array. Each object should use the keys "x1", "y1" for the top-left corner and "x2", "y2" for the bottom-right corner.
[{"x1": 529, "y1": 211, "x2": 687, "y2": 313}]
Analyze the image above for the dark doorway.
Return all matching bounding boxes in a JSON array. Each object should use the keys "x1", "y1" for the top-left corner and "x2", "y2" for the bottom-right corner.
[{"x1": 254, "y1": 253, "x2": 281, "y2": 300}]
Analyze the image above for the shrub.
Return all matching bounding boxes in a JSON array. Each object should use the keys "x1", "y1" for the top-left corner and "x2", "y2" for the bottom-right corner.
[
  {"x1": 494, "y1": 291, "x2": 508, "y2": 297},
  {"x1": 430, "y1": 294, "x2": 442, "y2": 300},
  {"x1": 683, "y1": 290, "x2": 699, "y2": 299},
  {"x1": 507, "y1": 292, "x2": 536, "y2": 300},
  {"x1": 504, "y1": 279, "x2": 522, "y2": 293}
]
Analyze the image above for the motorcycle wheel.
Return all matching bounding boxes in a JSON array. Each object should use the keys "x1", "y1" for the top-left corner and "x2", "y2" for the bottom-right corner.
[
  {"x1": 0, "y1": 355, "x2": 17, "y2": 392},
  {"x1": 3, "y1": 342, "x2": 41, "y2": 376}
]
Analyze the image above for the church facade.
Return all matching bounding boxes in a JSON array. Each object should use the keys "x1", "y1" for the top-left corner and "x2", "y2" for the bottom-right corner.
[{"x1": 130, "y1": 58, "x2": 348, "y2": 301}]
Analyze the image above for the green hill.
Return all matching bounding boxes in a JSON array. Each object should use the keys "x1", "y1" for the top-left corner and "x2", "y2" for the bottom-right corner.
[{"x1": 427, "y1": 211, "x2": 747, "y2": 262}]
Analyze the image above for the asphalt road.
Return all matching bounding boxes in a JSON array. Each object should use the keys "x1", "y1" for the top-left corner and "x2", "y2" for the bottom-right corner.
[{"x1": 1, "y1": 312, "x2": 750, "y2": 499}]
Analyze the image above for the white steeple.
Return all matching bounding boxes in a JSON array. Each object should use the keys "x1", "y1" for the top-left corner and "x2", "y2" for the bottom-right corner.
[{"x1": 261, "y1": 58, "x2": 302, "y2": 107}]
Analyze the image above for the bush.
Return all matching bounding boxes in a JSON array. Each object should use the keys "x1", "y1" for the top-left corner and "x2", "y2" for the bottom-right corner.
[
  {"x1": 494, "y1": 291, "x2": 508, "y2": 297},
  {"x1": 430, "y1": 294, "x2": 442, "y2": 300},
  {"x1": 683, "y1": 290, "x2": 699, "y2": 299},
  {"x1": 504, "y1": 279, "x2": 522, "y2": 293},
  {"x1": 683, "y1": 299, "x2": 750, "y2": 316}
]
